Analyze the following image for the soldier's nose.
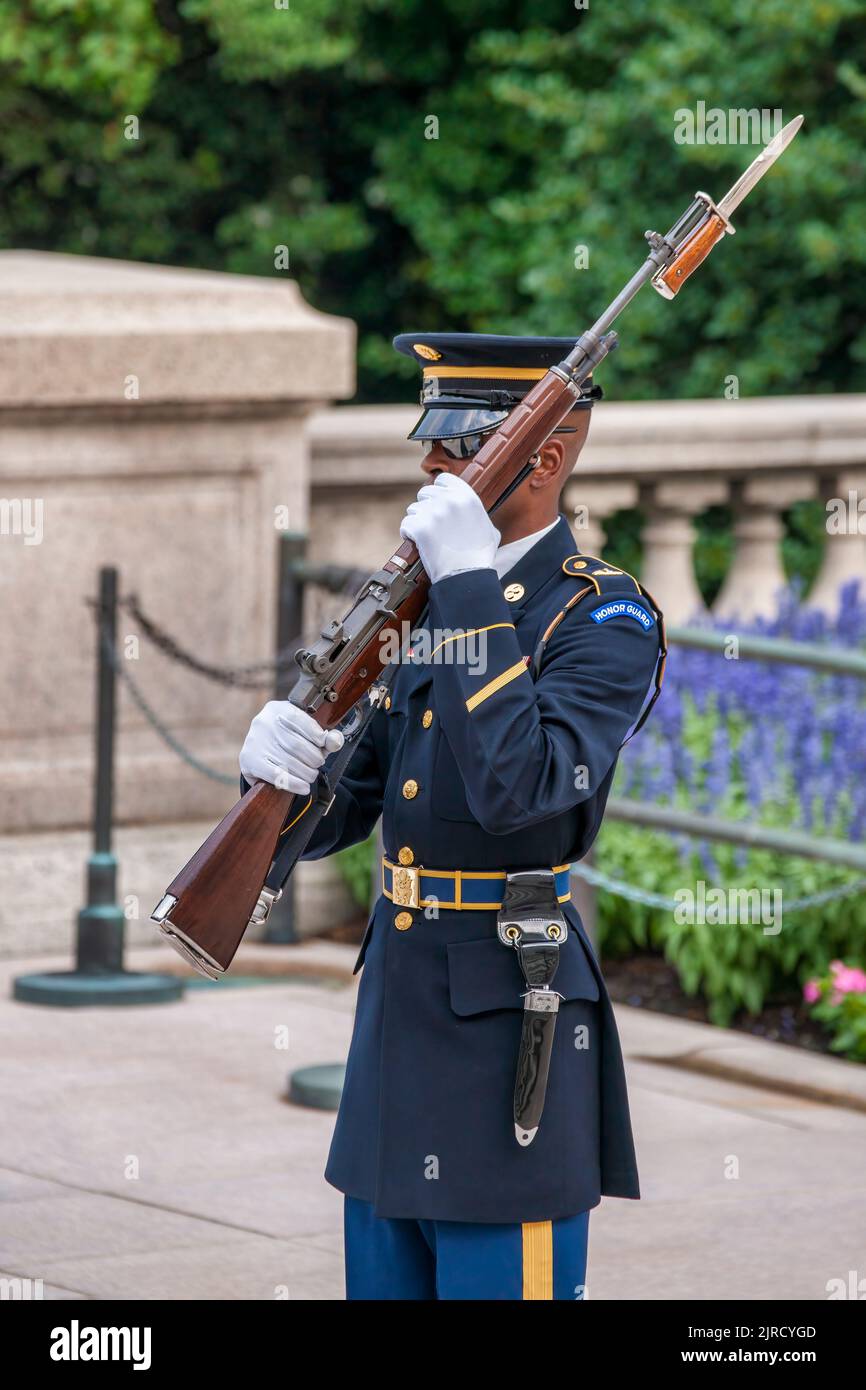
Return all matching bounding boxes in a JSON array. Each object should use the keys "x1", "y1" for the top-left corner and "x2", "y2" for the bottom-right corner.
[{"x1": 421, "y1": 448, "x2": 456, "y2": 478}]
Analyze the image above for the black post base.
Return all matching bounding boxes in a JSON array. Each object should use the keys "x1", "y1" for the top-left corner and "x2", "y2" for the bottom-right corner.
[
  {"x1": 12, "y1": 970, "x2": 185, "y2": 1007},
  {"x1": 287, "y1": 1063, "x2": 345, "y2": 1111}
]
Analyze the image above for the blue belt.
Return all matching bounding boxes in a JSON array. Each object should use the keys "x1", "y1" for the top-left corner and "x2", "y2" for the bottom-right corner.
[{"x1": 382, "y1": 858, "x2": 571, "y2": 911}]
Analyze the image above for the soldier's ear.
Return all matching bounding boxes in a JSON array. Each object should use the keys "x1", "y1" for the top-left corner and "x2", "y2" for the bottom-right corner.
[{"x1": 530, "y1": 436, "x2": 566, "y2": 489}]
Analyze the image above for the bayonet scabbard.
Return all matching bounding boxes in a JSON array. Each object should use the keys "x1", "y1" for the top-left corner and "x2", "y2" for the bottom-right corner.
[{"x1": 497, "y1": 869, "x2": 568, "y2": 1147}]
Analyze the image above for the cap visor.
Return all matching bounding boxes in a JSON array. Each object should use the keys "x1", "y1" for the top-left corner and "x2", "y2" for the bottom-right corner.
[{"x1": 407, "y1": 406, "x2": 511, "y2": 442}]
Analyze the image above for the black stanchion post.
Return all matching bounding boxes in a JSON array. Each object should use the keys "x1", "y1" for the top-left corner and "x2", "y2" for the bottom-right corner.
[
  {"x1": 277, "y1": 535, "x2": 346, "y2": 1112},
  {"x1": 263, "y1": 531, "x2": 307, "y2": 944},
  {"x1": 77, "y1": 566, "x2": 123, "y2": 972},
  {"x1": 13, "y1": 567, "x2": 184, "y2": 1006}
]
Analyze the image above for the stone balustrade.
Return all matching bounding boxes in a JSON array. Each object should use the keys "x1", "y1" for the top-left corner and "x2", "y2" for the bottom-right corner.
[{"x1": 309, "y1": 397, "x2": 866, "y2": 624}]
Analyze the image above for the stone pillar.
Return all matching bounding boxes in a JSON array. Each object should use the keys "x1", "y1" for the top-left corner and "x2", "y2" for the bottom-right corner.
[
  {"x1": 0, "y1": 250, "x2": 354, "y2": 831},
  {"x1": 714, "y1": 476, "x2": 816, "y2": 622},
  {"x1": 640, "y1": 481, "x2": 727, "y2": 624},
  {"x1": 0, "y1": 251, "x2": 355, "y2": 950},
  {"x1": 808, "y1": 472, "x2": 866, "y2": 617}
]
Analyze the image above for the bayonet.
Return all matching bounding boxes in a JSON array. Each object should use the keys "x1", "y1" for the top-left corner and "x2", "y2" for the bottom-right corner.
[
  {"x1": 718, "y1": 115, "x2": 804, "y2": 220},
  {"x1": 648, "y1": 113, "x2": 804, "y2": 300}
]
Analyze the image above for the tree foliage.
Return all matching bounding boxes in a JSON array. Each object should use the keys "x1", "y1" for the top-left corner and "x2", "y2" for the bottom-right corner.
[{"x1": 0, "y1": 0, "x2": 863, "y2": 401}]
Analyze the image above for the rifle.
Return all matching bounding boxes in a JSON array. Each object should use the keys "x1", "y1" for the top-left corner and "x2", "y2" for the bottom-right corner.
[{"x1": 151, "y1": 116, "x2": 802, "y2": 978}]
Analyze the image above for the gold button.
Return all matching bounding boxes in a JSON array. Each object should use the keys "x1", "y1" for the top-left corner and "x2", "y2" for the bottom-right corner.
[
  {"x1": 394, "y1": 911, "x2": 413, "y2": 931},
  {"x1": 422, "y1": 709, "x2": 433, "y2": 728},
  {"x1": 402, "y1": 779, "x2": 419, "y2": 800},
  {"x1": 504, "y1": 582, "x2": 524, "y2": 602},
  {"x1": 397, "y1": 846, "x2": 414, "y2": 866},
  {"x1": 384, "y1": 695, "x2": 391, "y2": 710}
]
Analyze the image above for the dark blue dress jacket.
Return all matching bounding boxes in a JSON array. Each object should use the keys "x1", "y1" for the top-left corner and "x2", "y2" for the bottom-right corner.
[{"x1": 302, "y1": 514, "x2": 662, "y2": 1224}]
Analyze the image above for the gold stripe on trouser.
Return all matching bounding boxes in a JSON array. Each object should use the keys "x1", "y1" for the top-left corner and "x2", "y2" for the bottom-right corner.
[{"x1": 522, "y1": 1221, "x2": 553, "y2": 1300}]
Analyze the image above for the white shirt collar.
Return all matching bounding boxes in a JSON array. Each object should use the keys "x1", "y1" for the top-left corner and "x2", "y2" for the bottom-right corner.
[{"x1": 493, "y1": 518, "x2": 560, "y2": 579}]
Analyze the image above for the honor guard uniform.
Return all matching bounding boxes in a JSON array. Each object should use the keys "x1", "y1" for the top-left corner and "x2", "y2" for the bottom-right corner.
[{"x1": 240, "y1": 333, "x2": 666, "y2": 1300}]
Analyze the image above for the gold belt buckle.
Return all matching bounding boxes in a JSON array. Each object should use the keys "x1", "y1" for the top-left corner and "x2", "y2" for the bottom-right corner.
[{"x1": 392, "y1": 863, "x2": 421, "y2": 909}]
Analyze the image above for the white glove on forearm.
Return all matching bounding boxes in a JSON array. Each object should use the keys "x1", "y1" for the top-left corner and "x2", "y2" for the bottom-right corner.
[
  {"x1": 240, "y1": 701, "x2": 343, "y2": 793},
  {"x1": 399, "y1": 472, "x2": 500, "y2": 584}
]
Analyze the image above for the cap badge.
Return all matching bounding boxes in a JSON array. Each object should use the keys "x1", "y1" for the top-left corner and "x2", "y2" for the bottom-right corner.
[{"x1": 414, "y1": 344, "x2": 442, "y2": 361}]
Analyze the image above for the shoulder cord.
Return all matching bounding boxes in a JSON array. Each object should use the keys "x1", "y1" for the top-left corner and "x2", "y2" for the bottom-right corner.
[{"x1": 529, "y1": 579, "x2": 667, "y2": 749}]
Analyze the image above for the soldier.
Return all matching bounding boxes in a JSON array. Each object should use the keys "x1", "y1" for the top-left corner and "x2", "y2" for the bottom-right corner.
[{"x1": 240, "y1": 334, "x2": 665, "y2": 1300}]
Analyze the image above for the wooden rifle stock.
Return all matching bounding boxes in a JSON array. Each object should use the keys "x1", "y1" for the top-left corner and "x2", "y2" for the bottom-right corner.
[{"x1": 151, "y1": 364, "x2": 588, "y2": 976}]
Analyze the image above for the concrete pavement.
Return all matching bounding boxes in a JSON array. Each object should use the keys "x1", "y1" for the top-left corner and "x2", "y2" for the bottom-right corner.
[{"x1": 1, "y1": 942, "x2": 864, "y2": 1301}]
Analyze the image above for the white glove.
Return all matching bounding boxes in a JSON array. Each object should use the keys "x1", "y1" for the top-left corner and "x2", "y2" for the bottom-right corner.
[
  {"x1": 240, "y1": 701, "x2": 343, "y2": 793},
  {"x1": 400, "y1": 472, "x2": 500, "y2": 584}
]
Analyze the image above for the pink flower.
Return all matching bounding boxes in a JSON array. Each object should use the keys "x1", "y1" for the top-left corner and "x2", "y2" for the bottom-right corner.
[
  {"x1": 803, "y1": 979, "x2": 821, "y2": 1004},
  {"x1": 832, "y1": 966, "x2": 866, "y2": 995}
]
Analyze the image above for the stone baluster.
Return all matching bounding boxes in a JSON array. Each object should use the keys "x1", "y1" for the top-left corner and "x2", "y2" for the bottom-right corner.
[
  {"x1": 639, "y1": 481, "x2": 727, "y2": 624},
  {"x1": 714, "y1": 476, "x2": 816, "y2": 622},
  {"x1": 560, "y1": 479, "x2": 638, "y2": 559},
  {"x1": 808, "y1": 471, "x2": 866, "y2": 617}
]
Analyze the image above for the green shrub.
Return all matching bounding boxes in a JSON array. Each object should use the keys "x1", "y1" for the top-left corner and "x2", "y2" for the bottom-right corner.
[
  {"x1": 595, "y1": 823, "x2": 866, "y2": 1025},
  {"x1": 335, "y1": 835, "x2": 378, "y2": 912}
]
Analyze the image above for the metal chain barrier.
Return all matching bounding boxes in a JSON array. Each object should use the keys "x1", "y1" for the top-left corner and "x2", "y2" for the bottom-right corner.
[
  {"x1": 86, "y1": 564, "x2": 365, "y2": 787},
  {"x1": 571, "y1": 861, "x2": 866, "y2": 916},
  {"x1": 121, "y1": 593, "x2": 299, "y2": 689},
  {"x1": 99, "y1": 632, "x2": 238, "y2": 785},
  {"x1": 121, "y1": 594, "x2": 292, "y2": 689},
  {"x1": 119, "y1": 563, "x2": 368, "y2": 690}
]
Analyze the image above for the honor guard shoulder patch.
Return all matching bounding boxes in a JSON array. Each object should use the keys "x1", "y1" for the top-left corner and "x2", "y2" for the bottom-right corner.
[{"x1": 590, "y1": 599, "x2": 655, "y2": 632}]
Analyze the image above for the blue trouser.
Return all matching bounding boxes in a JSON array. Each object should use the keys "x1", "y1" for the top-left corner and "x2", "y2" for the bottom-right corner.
[{"x1": 344, "y1": 1196, "x2": 590, "y2": 1300}]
